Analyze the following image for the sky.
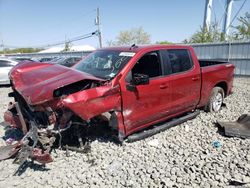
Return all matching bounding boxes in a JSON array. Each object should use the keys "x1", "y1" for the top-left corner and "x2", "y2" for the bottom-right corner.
[{"x1": 0, "y1": 0, "x2": 249, "y2": 49}]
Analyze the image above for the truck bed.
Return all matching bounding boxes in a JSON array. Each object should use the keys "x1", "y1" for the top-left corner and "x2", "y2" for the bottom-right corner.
[{"x1": 198, "y1": 60, "x2": 234, "y2": 108}]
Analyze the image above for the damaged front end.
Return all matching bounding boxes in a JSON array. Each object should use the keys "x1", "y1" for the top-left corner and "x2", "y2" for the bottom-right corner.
[
  {"x1": 2, "y1": 90, "x2": 75, "y2": 165},
  {"x1": 1, "y1": 61, "x2": 123, "y2": 166}
]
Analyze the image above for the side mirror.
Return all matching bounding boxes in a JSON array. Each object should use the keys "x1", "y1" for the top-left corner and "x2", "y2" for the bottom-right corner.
[
  {"x1": 126, "y1": 73, "x2": 149, "y2": 92},
  {"x1": 132, "y1": 73, "x2": 149, "y2": 85}
]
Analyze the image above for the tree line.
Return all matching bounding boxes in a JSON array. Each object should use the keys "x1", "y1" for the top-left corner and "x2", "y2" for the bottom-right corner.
[{"x1": 0, "y1": 48, "x2": 43, "y2": 54}]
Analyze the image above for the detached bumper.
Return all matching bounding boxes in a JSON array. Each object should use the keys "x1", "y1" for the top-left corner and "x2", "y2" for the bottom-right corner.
[{"x1": 2, "y1": 102, "x2": 54, "y2": 165}]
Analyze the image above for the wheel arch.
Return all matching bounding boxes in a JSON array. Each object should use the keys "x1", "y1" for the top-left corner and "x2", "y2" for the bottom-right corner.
[{"x1": 214, "y1": 81, "x2": 228, "y2": 97}]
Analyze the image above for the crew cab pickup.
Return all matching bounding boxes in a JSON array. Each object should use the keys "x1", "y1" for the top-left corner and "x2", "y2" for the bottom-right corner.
[{"x1": 4, "y1": 45, "x2": 234, "y2": 143}]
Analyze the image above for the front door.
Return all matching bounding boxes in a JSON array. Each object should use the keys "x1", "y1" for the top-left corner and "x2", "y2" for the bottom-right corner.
[{"x1": 120, "y1": 51, "x2": 172, "y2": 135}]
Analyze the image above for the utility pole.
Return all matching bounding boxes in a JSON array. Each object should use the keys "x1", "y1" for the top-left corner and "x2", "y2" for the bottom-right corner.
[
  {"x1": 203, "y1": 0, "x2": 213, "y2": 31},
  {"x1": 223, "y1": 0, "x2": 233, "y2": 38},
  {"x1": 95, "y1": 7, "x2": 103, "y2": 48},
  {"x1": 0, "y1": 32, "x2": 3, "y2": 52},
  {"x1": 1, "y1": 40, "x2": 5, "y2": 54}
]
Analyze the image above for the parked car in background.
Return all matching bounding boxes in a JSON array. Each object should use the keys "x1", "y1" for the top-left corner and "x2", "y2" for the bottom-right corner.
[
  {"x1": 49, "y1": 56, "x2": 82, "y2": 67},
  {"x1": 0, "y1": 58, "x2": 19, "y2": 85},
  {"x1": 11, "y1": 57, "x2": 34, "y2": 62},
  {"x1": 38, "y1": 57, "x2": 56, "y2": 62}
]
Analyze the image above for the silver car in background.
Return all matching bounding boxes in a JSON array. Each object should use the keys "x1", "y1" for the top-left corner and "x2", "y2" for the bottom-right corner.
[{"x1": 0, "y1": 58, "x2": 19, "y2": 85}]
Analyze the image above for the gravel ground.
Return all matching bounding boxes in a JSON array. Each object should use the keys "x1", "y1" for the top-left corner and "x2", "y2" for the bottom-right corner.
[{"x1": 0, "y1": 77, "x2": 249, "y2": 188}]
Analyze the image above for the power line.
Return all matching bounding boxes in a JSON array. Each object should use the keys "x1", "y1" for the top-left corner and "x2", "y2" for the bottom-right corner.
[
  {"x1": 2, "y1": 31, "x2": 98, "y2": 49},
  {"x1": 227, "y1": 0, "x2": 247, "y2": 30},
  {"x1": 218, "y1": 0, "x2": 227, "y2": 26},
  {"x1": 1, "y1": 9, "x2": 97, "y2": 49},
  {"x1": 40, "y1": 31, "x2": 97, "y2": 48}
]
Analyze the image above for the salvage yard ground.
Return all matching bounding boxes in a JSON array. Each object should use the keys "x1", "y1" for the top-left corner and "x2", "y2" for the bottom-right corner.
[{"x1": 0, "y1": 77, "x2": 249, "y2": 188}]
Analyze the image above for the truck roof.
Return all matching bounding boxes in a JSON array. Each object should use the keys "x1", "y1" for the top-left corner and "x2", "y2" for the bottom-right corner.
[{"x1": 100, "y1": 44, "x2": 192, "y2": 53}]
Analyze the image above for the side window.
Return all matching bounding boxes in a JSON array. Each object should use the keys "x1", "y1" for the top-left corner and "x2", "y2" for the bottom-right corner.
[
  {"x1": 0, "y1": 60, "x2": 12, "y2": 67},
  {"x1": 131, "y1": 51, "x2": 161, "y2": 78},
  {"x1": 67, "y1": 58, "x2": 74, "y2": 64},
  {"x1": 167, "y1": 49, "x2": 193, "y2": 74},
  {"x1": 75, "y1": 57, "x2": 81, "y2": 62}
]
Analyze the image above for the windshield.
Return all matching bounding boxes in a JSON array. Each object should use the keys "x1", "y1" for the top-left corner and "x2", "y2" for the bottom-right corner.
[
  {"x1": 54, "y1": 58, "x2": 67, "y2": 64},
  {"x1": 74, "y1": 50, "x2": 135, "y2": 79}
]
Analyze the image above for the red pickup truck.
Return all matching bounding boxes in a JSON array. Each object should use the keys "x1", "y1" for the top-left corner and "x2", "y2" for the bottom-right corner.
[{"x1": 5, "y1": 45, "x2": 234, "y2": 145}]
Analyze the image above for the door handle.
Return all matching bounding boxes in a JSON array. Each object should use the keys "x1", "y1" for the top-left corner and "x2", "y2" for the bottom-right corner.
[
  {"x1": 192, "y1": 77, "x2": 200, "y2": 81},
  {"x1": 160, "y1": 84, "x2": 168, "y2": 89}
]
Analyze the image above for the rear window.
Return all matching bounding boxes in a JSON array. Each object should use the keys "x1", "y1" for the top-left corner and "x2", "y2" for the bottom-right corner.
[{"x1": 167, "y1": 49, "x2": 193, "y2": 74}]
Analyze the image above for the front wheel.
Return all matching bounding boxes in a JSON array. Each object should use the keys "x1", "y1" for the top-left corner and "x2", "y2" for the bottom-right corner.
[{"x1": 205, "y1": 87, "x2": 224, "y2": 112}]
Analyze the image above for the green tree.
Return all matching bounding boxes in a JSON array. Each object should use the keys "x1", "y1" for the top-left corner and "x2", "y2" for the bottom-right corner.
[
  {"x1": 234, "y1": 12, "x2": 250, "y2": 40},
  {"x1": 108, "y1": 27, "x2": 151, "y2": 46},
  {"x1": 156, "y1": 41, "x2": 172, "y2": 44},
  {"x1": 185, "y1": 23, "x2": 225, "y2": 43},
  {"x1": 0, "y1": 48, "x2": 44, "y2": 54}
]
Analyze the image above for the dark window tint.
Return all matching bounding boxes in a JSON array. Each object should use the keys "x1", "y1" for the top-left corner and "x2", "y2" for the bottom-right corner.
[
  {"x1": 65, "y1": 58, "x2": 74, "y2": 64},
  {"x1": 0, "y1": 60, "x2": 12, "y2": 67},
  {"x1": 75, "y1": 57, "x2": 81, "y2": 62},
  {"x1": 168, "y1": 49, "x2": 193, "y2": 74},
  {"x1": 132, "y1": 51, "x2": 161, "y2": 78}
]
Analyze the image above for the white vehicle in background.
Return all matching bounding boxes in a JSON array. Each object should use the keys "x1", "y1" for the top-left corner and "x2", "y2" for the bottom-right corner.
[{"x1": 0, "y1": 58, "x2": 19, "y2": 85}]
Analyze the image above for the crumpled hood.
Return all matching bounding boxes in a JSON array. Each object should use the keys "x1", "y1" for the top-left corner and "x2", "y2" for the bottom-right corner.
[{"x1": 9, "y1": 61, "x2": 103, "y2": 105}]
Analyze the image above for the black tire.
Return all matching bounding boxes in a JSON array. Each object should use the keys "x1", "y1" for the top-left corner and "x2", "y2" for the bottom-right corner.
[{"x1": 205, "y1": 87, "x2": 224, "y2": 112}]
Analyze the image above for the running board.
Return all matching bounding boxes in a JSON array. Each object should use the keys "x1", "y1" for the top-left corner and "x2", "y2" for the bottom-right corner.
[{"x1": 126, "y1": 110, "x2": 200, "y2": 142}]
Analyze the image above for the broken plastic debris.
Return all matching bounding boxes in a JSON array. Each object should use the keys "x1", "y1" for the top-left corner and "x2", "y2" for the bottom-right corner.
[
  {"x1": 0, "y1": 142, "x2": 21, "y2": 161},
  {"x1": 212, "y1": 140, "x2": 222, "y2": 148},
  {"x1": 217, "y1": 114, "x2": 250, "y2": 139},
  {"x1": 229, "y1": 179, "x2": 249, "y2": 186},
  {"x1": 6, "y1": 138, "x2": 15, "y2": 145}
]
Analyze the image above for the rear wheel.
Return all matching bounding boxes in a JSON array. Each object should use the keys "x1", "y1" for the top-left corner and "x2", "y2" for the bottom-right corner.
[{"x1": 205, "y1": 87, "x2": 224, "y2": 112}]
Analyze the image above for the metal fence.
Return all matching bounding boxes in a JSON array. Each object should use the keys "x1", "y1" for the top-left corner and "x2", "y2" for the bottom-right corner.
[{"x1": 192, "y1": 41, "x2": 250, "y2": 76}]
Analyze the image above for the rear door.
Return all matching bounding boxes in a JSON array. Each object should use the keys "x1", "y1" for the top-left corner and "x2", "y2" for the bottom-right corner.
[{"x1": 161, "y1": 49, "x2": 201, "y2": 114}]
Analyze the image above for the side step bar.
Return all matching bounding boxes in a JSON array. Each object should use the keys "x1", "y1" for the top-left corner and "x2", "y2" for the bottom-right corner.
[{"x1": 126, "y1": 110, "x2": 200, "y2": 142}]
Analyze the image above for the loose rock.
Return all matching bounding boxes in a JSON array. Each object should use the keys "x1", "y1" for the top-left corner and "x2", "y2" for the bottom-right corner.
[{"x1": 0, "y1": 77, "x2": 249, "y2": 187}]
